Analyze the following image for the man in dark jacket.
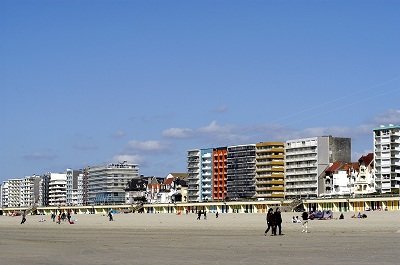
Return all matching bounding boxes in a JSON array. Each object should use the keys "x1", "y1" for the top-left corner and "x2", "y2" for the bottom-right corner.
[
  {"x1": 264, "y1": 208, "x2": 274, "y2": 236},
  {"x1": 273, "y1": 208, "x2": 283, "y2": 235}
]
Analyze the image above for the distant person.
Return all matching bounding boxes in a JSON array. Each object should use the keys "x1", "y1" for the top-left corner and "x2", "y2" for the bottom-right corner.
[
  {"x1": 197, "y1": 211, "x2": 201, "y2": 220},
  {"x1": 339, "y1": 213, "x2": 344, "y2": 219},
  {"x1": 273, "y1": 208, "x2": 283, "y2": 235},
  {"x1": 301, "y1": 211, "x2": 309, "y2": 233},
  {"x1": 67, "y1": 211, "x2": 71, "y2": 223},
  {"x1": 204, "y1": 211, "x2": 207, "y2": 220},
  {"x1": 357, "y1": 212, "x2": 362, "y2": 218},
  {"x1": 265, "y1": 208, "x2": 274, "y2": 236},
  {"x1": 108, "y1": 211, "x2": 114, "y2": 221},
  {"x1": 51, "y1": 212, "x2": 56, "y2": 222},
  {"x1": 216, "y1": 212, "x2": 219, "y2": 218},
  {"x1": 296, "y1": 216, "x2": 301, "y2": 223},
  {"x1": 292, "y1": 216, "x2": 296, "y2": 223},
  {"x1": 20, "y1": 211, "x2": 27, "y2": 224}
]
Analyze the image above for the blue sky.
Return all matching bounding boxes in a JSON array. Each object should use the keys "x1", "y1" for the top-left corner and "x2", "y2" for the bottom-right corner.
[{"x1": 1, "y1": 0, "x2": 400, "y2": 182}]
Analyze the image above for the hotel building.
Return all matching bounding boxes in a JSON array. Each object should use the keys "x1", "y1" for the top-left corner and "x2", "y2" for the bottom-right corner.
[
  {"x1": 285, "y1": 136, "x2": 351, "y2": 199},
  {"x1": 255, "y1": 142, "x2": 285, "y2": 200},
  {"x1": 374, "y1": 124, "x2": 400, "y2": 194},
  {"x1": 66, "y1": 169, "x2": 83, "y2": 206}
]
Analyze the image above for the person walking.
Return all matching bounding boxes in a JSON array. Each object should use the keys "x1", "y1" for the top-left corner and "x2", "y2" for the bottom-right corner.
[
  {"x1": 264, "y1": 208, "x2": 274, "y2": 236},
  {"x1": 197, "y1": 210, "x2": 201, "y2": 220},
  {"x1": 274, "y1": 208, "x2": 283, "y2": 235},
  {"x1": 108, "y1": 210, "x2": 114, "y2": 221},
  {"x1": 20, "y1": 211, "x2": 27, "y2": 224},
  {"x1": 301, "y1": 211, "x2": 309, "y2": 233},
  {"x1": 204, "y1": 211, "x2": 207, "y2": 220}
]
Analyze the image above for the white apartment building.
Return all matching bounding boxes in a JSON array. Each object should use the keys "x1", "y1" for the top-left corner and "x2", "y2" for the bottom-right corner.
[
  {"x1": 374, "y1": 124, "x2": 400, "y2": 194},
  {"x1": 187, "y1": 149, "x2": 201, "y2": 202},
  {"x1": 66, "y1": 169, "x2": 83, "y2": 206},
  {"x1": 87, "y1": 161, "x2": 139, "y2": 205},
  {"x1": 20, "y1": 175, "x2": 41, "y2": 207},
  {"x1": 285, "y1": 136, "x2": 351, "y2": 199},
  {"x1": 48, "y1": 173, "x2": 67, "y2": 206},
  {"x1": 1, "y1": 179, "x2": 22, "y2": 207},
  {"x1": 200, "y1": 149, "x2": 213, "y2": 202}
]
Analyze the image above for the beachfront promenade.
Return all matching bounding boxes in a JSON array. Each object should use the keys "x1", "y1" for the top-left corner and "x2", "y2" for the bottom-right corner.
[
  {"x1": 0, "y1": 210, "x2": 399, "y2": 265},
  {"x1": 1, "y1": 195, "x2": 399, "y2": 216}
]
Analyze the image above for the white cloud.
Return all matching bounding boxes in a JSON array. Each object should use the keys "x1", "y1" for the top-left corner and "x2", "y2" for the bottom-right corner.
[
  {"x1": 162, "y1": 128, "x2": 193, "y2": 138},
  {"x1": 112, "y1": 154, "x2": 144, "y2": 164},
  {"x1": 128, "y1": 140, "x2": 168, "y2": 152}
]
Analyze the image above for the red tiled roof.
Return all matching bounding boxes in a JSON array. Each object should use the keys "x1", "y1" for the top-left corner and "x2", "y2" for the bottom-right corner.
[
  {"x1": 358, "y1": 153, "x2": 373, "y2": 166},
  {"x1": 325, "y1": 161, "x2": 343, "y2": 173}
]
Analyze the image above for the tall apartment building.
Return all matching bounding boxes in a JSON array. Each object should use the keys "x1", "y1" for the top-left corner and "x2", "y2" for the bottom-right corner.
[
  {"x1": 200, "y1": 149, "x2": 213, "y2": 201},
  {"x1": 1, "y1": 179, "x2": 22, "y2": 207},
  {"x1": 187, "y1": 149, "x2": 213, "y2": 202},
  {"x1": 374, "y1": 124, "x2": 400, "y2": 194},
  {"x1": 255, "y1": 142, "x2": 285, "y2": 200},
  {"x1": 87, "y1": 161, "x2": 139, "y2": 205},
  {"x1": 187, "y1": 149, "x2": 201, "y2": 202},
  {"x1": 20, "y1": 175, "x2": 41, "y2": 207},
  {"x1": 48, "y1": 173, "x2": 67, "y2": 206},
  {"x1": 227, "y1": 144, "x2": 256, "y2": 200},
  {"x1": 66, "y1": 169, "x2": 83, "y2": 206},
  {"x1": 212, "y1": 147, "x2": 228, "y2": 201},
  {"x1": 285, "y1": 136, "x2": 351, "y2": 199}
]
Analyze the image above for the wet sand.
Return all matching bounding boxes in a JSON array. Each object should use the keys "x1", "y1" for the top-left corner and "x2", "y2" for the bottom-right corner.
[{"x1": 0, "y1": 211, "x2": 399, "y2": 265}]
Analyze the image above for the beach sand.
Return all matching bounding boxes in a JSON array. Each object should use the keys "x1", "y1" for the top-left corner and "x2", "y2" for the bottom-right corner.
[{"x1": 0, "y1": 211, "x2": 399, "y2": 265}]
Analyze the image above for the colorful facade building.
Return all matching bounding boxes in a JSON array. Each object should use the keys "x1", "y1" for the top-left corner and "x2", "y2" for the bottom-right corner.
[
  {"x1": 212, "y1": 147, "x2": 227, "y2": 201},
  {"x1": 255, "y1": 142, "x2": 285, "y2": 200}
]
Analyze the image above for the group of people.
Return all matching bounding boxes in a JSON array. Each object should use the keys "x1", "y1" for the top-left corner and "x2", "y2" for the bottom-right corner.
[
  {"x1": 50, "y1": 210, "x2": 75, "y2": 224},
  {"x1": 264, "y1": 208, "x2": 283, "y2": 236},
  {"x1": 265, "y1": 208, "x2": 310, "y2": 235}
]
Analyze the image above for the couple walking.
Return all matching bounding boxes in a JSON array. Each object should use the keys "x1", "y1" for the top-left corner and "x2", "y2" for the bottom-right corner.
[{"x1": 264, "y1": 208, "x2": 283, "y2": 236}]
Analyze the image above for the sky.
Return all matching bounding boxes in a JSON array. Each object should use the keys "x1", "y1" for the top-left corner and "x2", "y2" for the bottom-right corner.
[{"x1": 1, "y1": 0, "x2": 400, "y2": 182}]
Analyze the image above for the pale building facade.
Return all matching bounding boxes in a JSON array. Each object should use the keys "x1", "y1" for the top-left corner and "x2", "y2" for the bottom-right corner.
[
  {"x1": 285, "y1": 136, "x2": 351, "y2": 199},
  {"x1": 87, "y1": 161, "x2": 139, "y2": 205},
  {"x1": 187, "y1": 149, "x2": 201, "y2": 202},
  {"x1": 374, "y1": 124, "x2": 400, "y2": 194},
  {"x1": 48, "y1": 173, "x2": 67, "y2": 206}
]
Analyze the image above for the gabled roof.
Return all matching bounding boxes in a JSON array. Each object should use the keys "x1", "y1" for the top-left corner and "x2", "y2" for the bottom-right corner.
[
  {"x1": 358, "y1": 153, "x2": 373, "y2": 166},
  {"x1": 325, "y1": 161, "x2": 343, "y2": 173}
]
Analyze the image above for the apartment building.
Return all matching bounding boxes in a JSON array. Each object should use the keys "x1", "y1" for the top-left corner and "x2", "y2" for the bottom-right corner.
[
  {"x1": 227, "y1": 144, "x2": 256, "y2": 200},
  {"x1": 374, "y1": 124, "x2": 400, "y2": 194},
  {"x1": 48, "y1": 173, "x2": 67, "y2": 206},
  {"x1": 255, "y1": 142, "x2": 285, "y2": 200},
  {"x1": 87, "y1": 161, "x2": 139, "y2": 205},
  {"x1": 187, "y1": 149, "x2": 201, "y2": 202},
  {"x1": 212, "y1": 147, "x2": 227, "y2": 201},
  {"x1": 285, "y1": 136, "x2": 351, "y2": 199},
  {"x1": 1, "y1": 179, "x2": 22, "y2": 207},
  {"x1": 20, "y1": 175, "x2": 41, "y2": 207},
  {"x1": 66, "y1": 169, "x2": 83, "y2": 206},
  {"x1": 200, "y1": 149, "x2": 213, "y2": 202},
  {"x1": 186, "y1": 149, "x2": 213, "y2": 202}
]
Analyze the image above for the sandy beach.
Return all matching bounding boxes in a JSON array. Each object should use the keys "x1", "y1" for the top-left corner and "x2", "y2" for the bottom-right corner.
[{"x1": 0, "y1": 211, "x2": 399, "y2": 265}]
